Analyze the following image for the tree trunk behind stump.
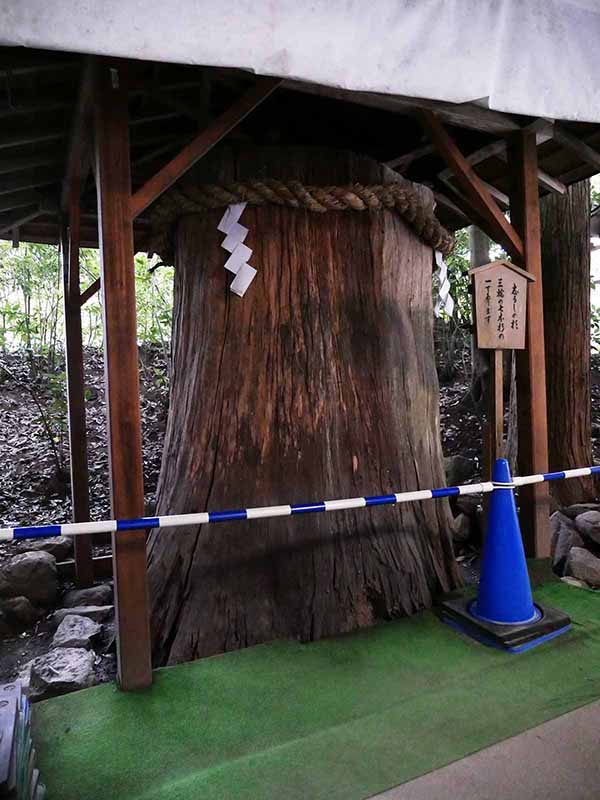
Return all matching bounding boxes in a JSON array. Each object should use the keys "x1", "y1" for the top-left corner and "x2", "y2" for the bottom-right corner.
[
  {"x1": 148, "y1": 148, "x2": 460, "y2": 666},
  {"x1": 541, "y1": 180, "x2": 593, "y2": 505}
]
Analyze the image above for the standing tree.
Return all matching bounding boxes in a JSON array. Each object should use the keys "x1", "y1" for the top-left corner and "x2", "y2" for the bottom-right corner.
[
  {"x1": 541, "y1": 180, "x2": 593, "y2": 505},
  {"x1": 147, "y1": 147, "x2": 461, "y2": 665}
]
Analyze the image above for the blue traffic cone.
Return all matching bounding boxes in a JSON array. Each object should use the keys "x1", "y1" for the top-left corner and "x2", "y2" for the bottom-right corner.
[
  {"x1": 472, "y1": 458, "x2": 539, "y2": 625},
  {"x1": 440, "y1": 458, "x2": 571, "y2": 652}
]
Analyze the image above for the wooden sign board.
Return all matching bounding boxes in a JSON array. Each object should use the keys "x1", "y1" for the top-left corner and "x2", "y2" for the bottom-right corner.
[{"x1": 470, "y1": 260, "x2": 535, "y2": 350}]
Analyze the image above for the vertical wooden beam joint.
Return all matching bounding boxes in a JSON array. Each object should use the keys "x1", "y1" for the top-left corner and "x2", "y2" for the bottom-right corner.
[
  {"x1": 95, "y1": 60, "x2": 152, "y2": 690},
  {"x1": 62, "y1": 171, "x2": 94, "y2": 587},
  {"x1": 508, "y1": 131, "x2": 551, "y2": 557}
]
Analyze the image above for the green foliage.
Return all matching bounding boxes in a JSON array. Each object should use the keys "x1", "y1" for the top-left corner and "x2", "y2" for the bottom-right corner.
[{"x1": 0, "y1": 241, "x2": 174, "y2": 360}]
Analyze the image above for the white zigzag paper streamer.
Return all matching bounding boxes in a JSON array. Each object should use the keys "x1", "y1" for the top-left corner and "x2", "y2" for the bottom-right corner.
[
  {"x1": 217, "y1": 202, "x2": 257, "y2": 297},
  {"x1": 434, "y1": 250, "x2": 454, "y2": 318}
]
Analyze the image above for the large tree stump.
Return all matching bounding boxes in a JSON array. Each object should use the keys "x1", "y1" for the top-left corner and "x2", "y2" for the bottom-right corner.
[{"x1": 147, "y1": 148, "x2": 460, "y2": 665}]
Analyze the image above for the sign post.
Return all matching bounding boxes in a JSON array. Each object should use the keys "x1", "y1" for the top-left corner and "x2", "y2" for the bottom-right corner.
[{"x1": 470, "y1": 260, "x2": 535, "y2": 477}]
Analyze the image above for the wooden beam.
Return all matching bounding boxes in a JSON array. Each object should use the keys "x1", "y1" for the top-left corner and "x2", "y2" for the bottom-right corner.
[
  {"x1": 421, "y1": 109, "x2": 524, "y2": 261},
  {"x1": 0, "y1": 169, "x2": 60, "y2": 196},
  {"x1": 58, "y1": 554, "x2": 112, "y2": 581},
  {"x1": 283, "y1": 79, "x2": 521, "y2": 135},
  {"x1": 0, "y1": 127, "x2": 65, "y2": 150},
  {"x1": 0, "y1": 151, "x2": 63, "y2": 176},
  {"x1": 385, "y1": 143, "x2": 435, "y2": 172},
  {"x1": 421, "y1": 110, "x2": 523, "y2": 261},
  {"x1": 508, "y1": 131, "x2": 551, "y2": 558},
  {"x1": 553, "y1": 124, "x2": 600, "y2": 172},
  {"x1": 432, "y1": 190, "x2": 471, "y2": 226},
  {"x1": 0, "y1": 190, "x2": 42, "y2": 214},
  {"x1": 95, "y1": 60, "x2": 152, "y2": 691},
  {"x1": 130, "y1": 77, "x2": 282, "y2": 219},
  {"x1": 438, "y1": 125, "x2": 566, "y2": 195},
  {"x1": 61, "y1": 57, "x2": 96, "y2": 213},
  {"x1": 80, "y1": 277, "x2": 101, "y2": 306},
  {"x1": 61, "y1": 181, "x2": 94, "y2": 587},
  {"x1": 0, "y1": 206, "x2": 43, "y2": 235}
]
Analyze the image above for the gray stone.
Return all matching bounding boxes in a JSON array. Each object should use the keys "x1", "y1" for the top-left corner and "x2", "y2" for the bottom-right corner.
[
  {"x1": 0, "y1": 611, "x2": 12, "y2": 638},
  {"x1": 23, "y1": 536, "x2": 73, "y2": 561},
  {"x1": 53, "y1": 614, "x2": 102, "y2": 650},
  {"x1": 452, "y1": 513, "x2": 472, "y2": 543},
  {"x1": 0, "y1": 596, "x2": 42, "y2": 629},
  {"x1": 0, "y1": 551, "x2": 58, "y2": 606},
  {"x1": 51, "y1": 605, "x2": 114, "y2": 627},
  {"x1": 562, "y1": 503, "x2": 600, "y2": 521},
  {"x1": 62, "y1": 583, "x2": 113, "y2": 608},
  {"x1": 574, "y1": 511, "x2": 600, "y2": 545},
  {"x1": 566, "y1": 547, "x2": 600, "y2": 588},
  {"x1": 444, "y1": 455, "x2": 476, "y2": 487},
  {"x1": 550, "y1": 512, "x2": 584, "y2": 575},
  {"x1": 21, "y1": 647, "x2": 95, "y2": 701}
]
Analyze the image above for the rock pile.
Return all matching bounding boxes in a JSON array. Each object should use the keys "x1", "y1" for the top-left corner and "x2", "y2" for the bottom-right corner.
[
  {"x1": 552, "y1": 505, "x2": 600, "y2": 588},
  {"x1": 0, "y1": 542, "x2": 116, "y2": 701}
]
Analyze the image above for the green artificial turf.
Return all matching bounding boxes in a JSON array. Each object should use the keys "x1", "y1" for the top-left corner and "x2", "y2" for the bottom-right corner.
[{"x1": 32, "y1": 581, "x2": 600, "y2": 800}]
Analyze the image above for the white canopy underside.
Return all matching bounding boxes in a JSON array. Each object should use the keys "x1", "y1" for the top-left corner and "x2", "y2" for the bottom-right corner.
[{"x1": 3, "y1": 0, "x2": 600, "y2": 123}]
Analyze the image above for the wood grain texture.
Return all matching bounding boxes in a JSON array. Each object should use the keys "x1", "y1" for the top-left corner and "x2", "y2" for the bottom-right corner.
[
  {"x1": 61, "y1": 180, "x2": 94, "y2": 587},
  {"x1": 508, "y1": 131, "x2": 551, "y2": 558},
  {"x1": 147, "y1": 147, "x2": 460, "y2": 666},
  {"x1": 94, "y1": 61, "x2": 152, "y2": 689},
  {"x1": 541, "y1": 180, "x2": 594, "y2": 505},
  {"x1": 130, "y1": 78, "x2": 281, "y2": 219},
  {"x1": 420, "y1": 110, "x2": 523, "y2": 262}
]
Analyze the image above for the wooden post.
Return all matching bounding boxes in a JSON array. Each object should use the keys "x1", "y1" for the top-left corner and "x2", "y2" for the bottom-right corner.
[
  {"x1": 508, "y1": 131, "x2": 551, "y2": 557},
  {"x1": 489, "y1": 349, "x2": 504, "y2": 464},
  {"x1": 94, "y1": 61, "x2": 152, "y2": 690},
  {"x1": 61, "y1": 170, "x2": 94, "y2": 587}
]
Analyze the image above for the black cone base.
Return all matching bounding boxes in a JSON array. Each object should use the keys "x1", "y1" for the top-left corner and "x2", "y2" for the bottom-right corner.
[{"x1": 440, "y1": 594, "x2": 571, "y2": 653}]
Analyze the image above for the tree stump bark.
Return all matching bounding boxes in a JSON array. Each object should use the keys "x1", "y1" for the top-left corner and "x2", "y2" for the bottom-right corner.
[
  {"x1": 147, "y1": 148, "x2": 460, "y2": 665},
  {"x1": 541, "y1": 180, "x2": 593, "y2": 505}
]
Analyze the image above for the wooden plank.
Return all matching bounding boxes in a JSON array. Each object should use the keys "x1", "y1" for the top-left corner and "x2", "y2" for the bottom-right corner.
[
  {"x1": 283, "y1": 78, "x2": 521, "y2": 135},
  {"x1": 508, "y1": 130, "x2": 551, "y2": 558},
  {"x1": 437, "y1": 176, "x2": 518, "y2": 254},
  {"x1": 385, "y1": 143, "x2": 435, "y2": 172},
  {"x1": 420, "y1": 109, "x2": 524, "y2": 262},
  {"x1": 57, "y1": 554, "x2": 113, "y2": 581},
  {"x1": 61, "y1": 57, "x2": 96, "y2": 213},
  {"x1": 0, "y1": 169, "x2": 59, "y2": 196},
  {"x1": 490, "y1": 349, "x2": 504, "y2": 464},
  {"x1": 0, "y1": 190, "x2": 42, "y2": 214},
  {"x1": 0, "y1": 206, "x2": 43, "y2": 235},
  {"x1": 79, "y1": 277, "x2": 101, "y2": 306},
  {"x1": 0, "y1": 151, "x2": 62, "y2": 176},
  {"x1": 130, "y1": 77, "x2": 281, "y2": 219},
  {"x1": 94, "y1": 60, "x2": 152, "y2": 691},
  {"x1": 553, "y1": 124, "x2": 600, "y2": 171},
  {"x1": 61, "y1": 179, "x2": 94, "y2": 588}
]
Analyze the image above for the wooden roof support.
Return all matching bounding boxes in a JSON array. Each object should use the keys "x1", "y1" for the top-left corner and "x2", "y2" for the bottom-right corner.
[
  {"x1": 95, "y1": 60, "x2": 152, "y2": 691},
  {"x1": 553, "y1": 124, "x2": 600, "y2": 171},
  {"x1": 0, "y1": 169, "x2": 60, "y2": 196},
  {"x1": 61, "y1": 57, "x2": 96, "y2": 213},
  {"x1": 0, "y1": 152, "x2": 63, "y2": 176},
  {"x1": 61, "y1": 182, "x2": 94, "y2": 588},
  {"x1": 385, "y1": 143, "x2": 435, "y2": 172},
  {"x1": 508, "y1": 130, "x2": 551, "y2": 558},
  {"x1": 0, "y1": 206, "x2": 44, "y2": 235},
  {"x1": 130, "y1": 77, "x2": 282, "y2": 219},
  {"x1": 80, "y1": 277, "x2": 100, "y2": 306},
  {"x1": 420, "y1": 109, "x2": 524, "y2": 261},
  {"x1": 438, "y1": 123, "x2": 566, "y2": 196}
]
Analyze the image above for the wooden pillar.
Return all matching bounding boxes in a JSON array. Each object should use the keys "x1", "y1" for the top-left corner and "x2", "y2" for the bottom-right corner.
[
  {"x1": 508, "y1": 131, "x2": 551, "y2": 557},
  {"x1": 94, "y1": 61, "x2": 152, "y2": 690},
  {"x1": 62, "y1": 171, "x2": 94, "y2": 587}
]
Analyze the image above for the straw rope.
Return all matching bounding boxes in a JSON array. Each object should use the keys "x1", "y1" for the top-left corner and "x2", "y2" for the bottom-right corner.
[{"x1": 147, "y1": 179, "x2": 454, "y2": 260}]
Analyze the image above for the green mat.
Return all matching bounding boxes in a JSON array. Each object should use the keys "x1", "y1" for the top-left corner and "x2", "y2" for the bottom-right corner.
[{"x1": 32, "y1": 582, "x2": 600, "y2": 800}]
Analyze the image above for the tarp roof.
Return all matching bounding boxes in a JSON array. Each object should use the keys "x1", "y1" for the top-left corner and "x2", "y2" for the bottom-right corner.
[{"x1": 3, "y1": 0, "x2": 600, "y2": 124}]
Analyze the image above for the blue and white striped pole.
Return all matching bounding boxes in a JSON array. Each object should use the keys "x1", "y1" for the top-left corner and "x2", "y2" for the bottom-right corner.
[{"x1": 1, "y1": 465, "x2": 598, "y2": 542}]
